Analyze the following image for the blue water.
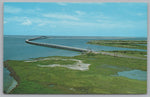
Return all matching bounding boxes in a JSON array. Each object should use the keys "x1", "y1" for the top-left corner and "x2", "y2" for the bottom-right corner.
[
  {"x1": 4, "y1": 35, "x2": 147, "y2": 61},
  {"x1": 3, "y1": 35, "x2": 147, "y2": 92},
  {"x1": 4, "y1": 36, "x2": 79, "y2": 61},
  {"x1": 3, "y1": 68, "x2": 14, "y2": 91},
  {"x1": 137, "y1": 44, "x2": 147, "y2": 46},
  {"x1": 118, "y1": 70, "x2": 147, "y2": 81}
]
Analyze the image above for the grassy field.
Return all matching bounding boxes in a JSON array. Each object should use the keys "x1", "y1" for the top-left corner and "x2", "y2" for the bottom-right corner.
[
  {"x1": 87, "y1": 40, "x2": 147, "y2": 49},
  {"x1": 101, "y1": 50, "x2": 147, "y2": 58},
  {"x1": 5, "y1": 52, "x2": 147, "y2": 94}
]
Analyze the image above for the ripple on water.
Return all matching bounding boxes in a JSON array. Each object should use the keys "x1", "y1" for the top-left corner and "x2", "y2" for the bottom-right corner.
[{"x1": 117, "y1": 70, "x2": 147, "y2": 81}]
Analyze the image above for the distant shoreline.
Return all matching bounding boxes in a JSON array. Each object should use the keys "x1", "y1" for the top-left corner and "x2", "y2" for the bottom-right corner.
[{"x1": 3, "y1": 35, "x2": 147, "y2": 40}]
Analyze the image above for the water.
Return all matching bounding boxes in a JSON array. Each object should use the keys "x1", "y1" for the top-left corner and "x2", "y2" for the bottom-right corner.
[
  {"x1": 136, "y1": 44, "x2": 147, "y2": 46},
  {"x1": 4, "y1": 35, "x2": 146, "y2": 61},
  {"x1": 4, "y1": 36, "x2": 79, "y2": 61},
  {"x1": 3, "y1": 35, "x2": 147, "y2": 93},
  {"x1": 118, "y1": 70, "x2": 147, "y2": 81},
  {"x1": 3, "y1": 68, "x2": 14, "y2": 93}
]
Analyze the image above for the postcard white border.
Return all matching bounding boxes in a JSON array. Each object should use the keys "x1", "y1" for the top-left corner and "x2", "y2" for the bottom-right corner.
[{"x1": 0, "y1": 0, "x2": 149, "y2": 97}]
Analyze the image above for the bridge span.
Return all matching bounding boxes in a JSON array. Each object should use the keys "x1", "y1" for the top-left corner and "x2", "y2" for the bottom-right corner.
[
  {"x1": 25, "y1": 36, "x2": 146, "y2": 60},
  {"x1": 25, "y1": 36, "x2": 91, "y2": 52}
]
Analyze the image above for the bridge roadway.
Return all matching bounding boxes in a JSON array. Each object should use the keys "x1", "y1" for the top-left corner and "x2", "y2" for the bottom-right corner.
[
  {"x1": 25, "y1": 36, "x2": 91, "y2": 52},
  {"x1": 25, "y1": 36, "x2": 146, "y2": 60}
]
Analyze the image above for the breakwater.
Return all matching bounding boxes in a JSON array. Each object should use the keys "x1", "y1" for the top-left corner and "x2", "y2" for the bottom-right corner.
[{"x1": 25, "y1": 36, "x2": 91, "y2": 52}]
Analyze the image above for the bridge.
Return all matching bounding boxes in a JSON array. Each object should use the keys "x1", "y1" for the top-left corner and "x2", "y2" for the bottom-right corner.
[
  {"x1": 25, "y1": 36, "x2": 91, "y2": 52},
  {"x1": 25, "y1": 36, "x2": 146, "y2": 60}
]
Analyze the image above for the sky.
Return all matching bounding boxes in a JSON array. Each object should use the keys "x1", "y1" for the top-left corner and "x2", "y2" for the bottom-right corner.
[{"x1": 4, "y1": 2, "x2": 147, "y2": 37}]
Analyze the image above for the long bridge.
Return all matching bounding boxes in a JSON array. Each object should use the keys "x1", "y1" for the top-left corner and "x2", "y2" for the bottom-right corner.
[
  {"x1": 25, "y1": 36, "x2": 91, "y2": 52},
  {"x1": 25, "y1": 36, "x2": 146, "y2": 60}
]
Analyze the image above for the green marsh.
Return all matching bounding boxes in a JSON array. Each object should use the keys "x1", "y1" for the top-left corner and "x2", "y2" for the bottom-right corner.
[{"x1": 5, "y1": 52, "x2": 147, "y2": 94}]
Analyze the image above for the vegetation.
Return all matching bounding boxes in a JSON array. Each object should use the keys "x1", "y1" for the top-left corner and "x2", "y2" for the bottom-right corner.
[
  {"x1": 102, "y1": 50, "x2": 147, "y2": 58},
  {"x1": 33, "y1": 59, "x2": 77, "y2": 65},
  {"x1": 5, "y1": 52, "x2": 147, "y2": 94},
  {"x1": 87, "y1": 40, "x2": 147, "y2": 49},
  {"x1": 4, "y1": 40, "x2": 147, "y2": 94}
]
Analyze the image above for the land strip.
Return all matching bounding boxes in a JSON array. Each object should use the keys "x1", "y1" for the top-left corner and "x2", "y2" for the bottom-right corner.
[
  {"x1": 97, "y1": 51, "x2": 147, "y2": 60},
  {"x1": 87, "y1": 40, "x2": 147, "y2": 50}
]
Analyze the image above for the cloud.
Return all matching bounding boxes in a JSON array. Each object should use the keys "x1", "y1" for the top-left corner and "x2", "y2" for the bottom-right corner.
[
  {"x1": 21, "y1": 18, "x2": 32, "y2": 25},
  {"x1": 43, "y1": 13, "x2": 79, "y2": 21},
  {"x1": 4, "y1": 6, "x2": 22, "y2": 13},
  {"x1": 136, "y1": 13, "x2": 144, "y2": 16},
  {"x1": 32, "y1": 18, "x2": 131, "y2": 29},
  {"x1": 4, "y1": 21, "x2": 7, "y2": 24},
  {"x1": 4, "y1": 5, "x2": 42, "y2": 15},
  {"x1": 98, "y1": 13, "x2": 110, "y2": 19},
  {"x1": 97, "y1": 3, "x2": 104, "y2": 5},
  {"x1": 4, "y1": 15, "x2": 146, "y2": 37},
  {"x1": 4, "y1": 13, "x2": 144, "y2": 31},
  {"x1": 5, "y1": 16, "x2": 40, "y2": 26},
  {"x1": 75, "y1": 11, "x2": 85, "y2": 16},
  {"x1": 57, "y1": 2, "x2": 67, "y2": 6},
  {"x1": 4, "y1": 16, "x2": 22, "y2": 23}
]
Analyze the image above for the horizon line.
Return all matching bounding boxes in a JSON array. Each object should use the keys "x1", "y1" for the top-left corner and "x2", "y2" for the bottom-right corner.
[{"x1": 3, "y1": 35, "x2": 147, "y2": 38}]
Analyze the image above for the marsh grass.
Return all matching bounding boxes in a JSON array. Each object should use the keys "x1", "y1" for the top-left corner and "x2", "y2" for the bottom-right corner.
[
  {"x1": 34, "y1": 59, "x2": 77, "y2": 65},
  {"x1": 103, "y1": 51, "x2": 147, "y2": 58},
  {"x1": 5, "y1": 52, "x2": 147, "y2": 94},
  {"x1": 87, "y1": 40, "x2": 147, "y2": 49}
]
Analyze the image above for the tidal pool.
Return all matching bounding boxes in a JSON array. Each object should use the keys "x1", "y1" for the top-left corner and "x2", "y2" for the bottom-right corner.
[{"x1": 117, "y1": 70, "x2": 147, "y2": 81}]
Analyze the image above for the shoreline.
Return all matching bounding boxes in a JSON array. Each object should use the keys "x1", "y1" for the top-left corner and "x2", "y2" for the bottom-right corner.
[
  {"x1": 3, "y1": 49, "x2": 147, "y2": 93},
  {"x1": 3, "y1": 52, "x2": 147, "y2": 94},
  {"x1": 4, "y1": 61, "x2": 20, "y2": 94},
  {"x1": 3, "y1": 38, "x2": 147, "y2": 93}
]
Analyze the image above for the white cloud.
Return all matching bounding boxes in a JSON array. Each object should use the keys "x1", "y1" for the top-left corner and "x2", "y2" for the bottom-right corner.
[
  {"x1": 4, "y1": 21, "x2": 7, "y2": 24},
  {"x1": 4, "y1": 6, "x2": 22, "y2": 13},
  {"x1": 21, "y1": 18, "x2": 32, "y2": 25},
  {"x1": 43, "y1": 13, "x2": 79, "y2": 21},
  {"x1": 97, "y1": 19, "x2": 112, "y2": 23},
  {"x1": 4, "y1": 16, "x2": 21, "y2": 24},
  {"x1": 57, "y1": 2, "x2": 67, "y2": 6},
  {"x1": 4, "y1": 6, "x2": 42, "y2": 15},
  {"x1": 98, "y1": 13, "x2": 110, "y2": 19},
  {"x1": 136, "y1": 13, "x2": 144, "y2": 16},
  {"x1": 36, "y1": 8, "x2": 42, "y2": 11},
  {"x1": 75, "y1": 11, "x2": 85, "y2": 16},
  {"x1": 5, "y1": 15, "x2": 140, "y2": 30}
]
